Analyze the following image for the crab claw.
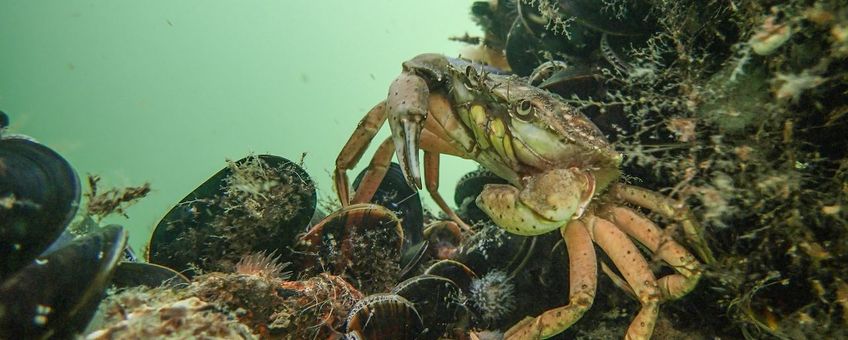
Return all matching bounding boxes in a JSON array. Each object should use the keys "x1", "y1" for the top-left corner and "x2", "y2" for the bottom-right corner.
[{"x1": 387, "y1": 72, "x2": 429, "y2": 189}]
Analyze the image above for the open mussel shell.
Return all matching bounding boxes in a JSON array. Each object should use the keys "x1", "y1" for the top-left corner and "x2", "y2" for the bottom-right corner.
[
  {"x1": 345, "y1": 293, "x2": 424, "y2": 340},
  {"x1": 392, "y1": 274, "x2": 469, "y2": 339},
  {"x1": 423, "y1": 221, "x2": 463, "y2": 260},
  {"x1": 353, "y1": 162, "x2": 423, "y2": 250},
  {"x1": 147, "y1": 154, "x2": 316, "y2": 276},
  {"x1": 454, "y1": 169, "x2": 507, "y2": 224},
  {"x1": 0, "y1": 137, "x2": 81, "y2": 278},
  {"x1": 0, "y1": 225, "x2": 127, "y2": 339},
  {"x1": 110, "y1": 262, "x2": 189, "y2": 289}
]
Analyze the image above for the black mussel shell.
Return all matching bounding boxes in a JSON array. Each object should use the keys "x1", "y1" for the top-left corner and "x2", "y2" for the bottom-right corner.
[
  {"x1": 398, "y1": 240, "x2": 429, "y2": 280},
  {"x1": 147, "y1": 154, "x2": 316, "y2": 276},
  {"x1": 454, "y1": 169, "x2": 507, "y2": 224},
  {"x1": 0, "y1": 111, "x2": 8, "y2": 129},
  {"x1": 424, "y1": 259, "x2": 478, "y2": 294},
  {"x1": 353, "y1": 162, "x2": 423, "y2": 250},
  {"x1": 0, "y1": 138, "x2": 80, "y2": 278},
  {"x1": 345, "y1": 293, "x2": 423, "y2": 340},
  {"x1": 392, "y1": 274, "x2": 469, "y2": 339},
  {"x1": 506, "y1": 3, "x2": 600, "y2": 76},
  {"x1": 534, "y1": 61, "x2": 605, "y2": 100},
  {"x1": 110, "y1": 262, "x2": 189, "y2": 289},
  {"x1": 457, "y1": 222, "x2": 534, "y2": 276},
  {"x1": 0, "y1": 225, "x2": 127, "y2": 339},
  {"x1": 558, "y1": 0, "x2": 656, "y2": 36},
  {"x1": 504, "y1": 16, "x2": 546, "y2": 77}
]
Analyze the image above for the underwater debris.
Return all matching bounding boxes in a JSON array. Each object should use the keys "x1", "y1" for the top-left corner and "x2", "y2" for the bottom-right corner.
[
  {"x1": 88, "y1": 291, "x2": 255, "y2": 339},
  {"x1": 88, "y1": 269, "x2": 363, "y2": 339},
  {"x1": 84, "y1": 174, "x2": 151, "y2": 221},
  {"x1": 273, "y1": 273, "x2": 363, "y2": 338},
  {"x1": 750, "y1": 14, "x2": 793, "y2": 55},
  {"x1": 773, "y1": 70, "x2": 826, "y2": 102}
]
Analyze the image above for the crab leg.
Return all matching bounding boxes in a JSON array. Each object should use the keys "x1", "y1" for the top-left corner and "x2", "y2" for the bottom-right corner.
[
  {"x1": 335, "y1": 102, "x2": 388, "y2": 206},
  {"x1": 505, "y1": 220, "x2": 597, "y2": 339},
  {"x1": 350, "y1": 137, "x2": 396, "y2": 205},
  {"x1": 587, "y1": 216, "x2": 660, "y2": 340},
  {"x1": 423, "y1": 151, "x2": 474, "y2": 233},
  {"x1": 601, "y1": 205, "x2": 702, "y2": 300},
  {"x1": 609, "y1": 183, "x2": 715, "y2": 264}
]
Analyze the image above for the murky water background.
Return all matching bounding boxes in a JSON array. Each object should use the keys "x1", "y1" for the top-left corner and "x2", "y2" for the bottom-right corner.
[{"x1": 0, "y1": 1, "x2": 479, "y2": 252}]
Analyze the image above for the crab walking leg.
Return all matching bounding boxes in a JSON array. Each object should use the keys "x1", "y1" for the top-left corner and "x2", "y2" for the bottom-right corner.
[
  {"x1": 601, "y1": 206, "x2": 702, "y2": 300},
  {"x1": 335, "y1": 102, "x2": 388, "y2": 206},
  {"x1": 587, "y1": 216, "x2": 660, "y2": 340},
  {"x1": 350, "y1": 137, "x2": 396, "y2": 205},
  {"x1": 505, "y1": 220, "x2": 597, "y2": 340},
  {"x1": 609, "y1": 183, "x2": 715, "y2": 264},
  {"x1": 423, "y1": 151, "x2": 474, "y2": 233}
]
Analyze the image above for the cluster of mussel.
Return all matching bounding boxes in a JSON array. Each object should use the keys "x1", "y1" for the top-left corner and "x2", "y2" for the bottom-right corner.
[
  {"x1": 0, "y1": 112, "x2": 129, "y2": 339},
  {"x1": 0, "y1": 109, "x2": 570, "y2": 339},
  {"x1": 474, "y1": 0, "x2": 656, "y2": 77},
  {"x1": 470, "y1": 0, "x2": 660, "y2": 133}
]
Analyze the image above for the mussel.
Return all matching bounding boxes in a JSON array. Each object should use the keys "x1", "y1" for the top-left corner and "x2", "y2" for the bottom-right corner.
[
  {"x1": 147, "y1": 154, "x2": 316, "y2": 276},
  {"x1": 0, "y1": 225, "x2": 127, "y2": 339},
  {"x1": 469, "y1": 0, "x2": 657, "y2": 79},
  {"x1": 0, "y1": 136, "x2": 81, "y2": 278},
  {"x1": 392, "y1": 274, "x2": 469, "y2": 340},
  {"x1": 423, "y1": 220, "x2": 463, "y2": 260},
  {"x1": 345, "y1": 293, "x2": 424, "y2": 340},
  {"x1": 353, "y1": 162, "x2": 423, "y2": 248},
  {"x1": 296, "y1": 203, "x2": 404, "y2": 293},
  {"x1": 110, "y1": 261, "x2": 190, "y2": 288},
  {"x1": 353, "y1": 162, "x2": 429, "y2": 275},
  {"x1": 424, "y1": 259, "x2": 478, "y2": 295},
  {"x1": 454, "y1": 168, "x2": 508, "y2": 225}
]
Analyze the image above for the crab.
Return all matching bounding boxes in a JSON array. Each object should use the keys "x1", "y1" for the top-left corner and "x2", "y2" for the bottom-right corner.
[{"x1": 334, "y1": 53, "x2": 713, "y2": 339}]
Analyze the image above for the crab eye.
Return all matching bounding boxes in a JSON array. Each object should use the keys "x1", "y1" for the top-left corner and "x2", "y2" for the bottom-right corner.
[{"x1": 515, "y1": 100, "x2": 535, "y2": 119}]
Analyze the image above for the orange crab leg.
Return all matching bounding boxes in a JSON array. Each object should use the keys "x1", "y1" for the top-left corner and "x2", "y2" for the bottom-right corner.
[
  {"x1": 601, "y1": 206, "x2": 702, "y2": 301},
  {"x1": 423, "y1": 151, "x2": 474, "y2": 233},
  {"x1": 608, "y1": 183, "x2": 715, "y2": 264},
  {"x1": 335, "y1": 102, "x2": 388, "y2": 206},
  {"x1": 587, "y1": 216, "x2": 660, "y2": 340},
  {"x1": 505, "y1": 220, "x2": 597, "y2": 339},
  {"x1": 350, "y1": 137, "x2": 396, "y2": 205}
]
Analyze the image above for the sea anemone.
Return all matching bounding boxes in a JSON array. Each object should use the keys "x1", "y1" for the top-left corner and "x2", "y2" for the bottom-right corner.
[
  {"x1": 469, "y1": 269, "x2": 516, "y2": 323},
  {"x1": 234, "y1": 251, "x2": 290, "y2": 279}
]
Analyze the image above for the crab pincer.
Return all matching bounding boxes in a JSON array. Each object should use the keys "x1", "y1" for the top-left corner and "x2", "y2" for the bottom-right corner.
[{"x1": 386, "y1": 69, "x2": 429, "y2": 189}]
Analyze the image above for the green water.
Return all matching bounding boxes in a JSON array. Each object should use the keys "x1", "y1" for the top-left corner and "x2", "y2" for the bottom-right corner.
[{"x1": 0, "y1": 1, "x2": 480, "y2": 253}]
